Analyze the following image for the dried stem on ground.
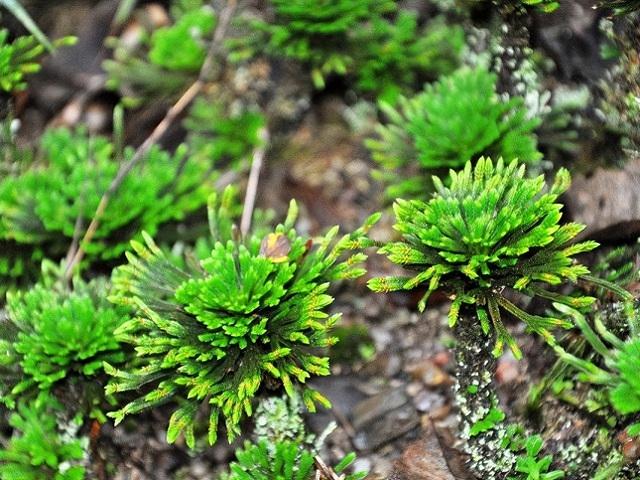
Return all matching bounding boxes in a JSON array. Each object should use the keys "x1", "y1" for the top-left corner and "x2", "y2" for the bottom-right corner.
[{"x1": 240, "y1": 127, "x2": 269, "y2": 237}]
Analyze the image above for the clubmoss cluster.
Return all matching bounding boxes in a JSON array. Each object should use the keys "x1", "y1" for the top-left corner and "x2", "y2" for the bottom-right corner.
[
  {"x1": 106, "y1": 186, "x2": 379, "y2": 446},
  {"x1": 369, "y1": 157, "x2": 598, "y2": 358},
  {"x1": 250, "y1": 0, "x2": 395, "y2": 88},
  {"x1": 0, "y1": 127, "x2": 213, "y2": 266},
  {"x1": 366, "y1": 68, "x2": 541, "y2": 199},
  {"x1": 0, "y1": 273, "x2": 128, "y2": 412}
]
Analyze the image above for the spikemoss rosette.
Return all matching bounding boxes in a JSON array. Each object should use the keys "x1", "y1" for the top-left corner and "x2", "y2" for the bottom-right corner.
[
  {"x1": 352, "y1": 13, "x2": 464, "y2": 102},
  {"x1": 0, "y1": 276, "x2": 128, "y2": 408},
  {"x1": 0, "y1": 127, "x2": 213, "y2": 262},
  {"x1": 251, "y1": 0, "x2": 396, "y2": 88},
  {"x1": 369, "y1": 158, "x2": 598, "y2": 358},
  {"x1": 106, "y1": 186, "x2": 379, "y2": 446},
  {"x1": 366, "y1": 68, "x2": 541, "y2": 199}
]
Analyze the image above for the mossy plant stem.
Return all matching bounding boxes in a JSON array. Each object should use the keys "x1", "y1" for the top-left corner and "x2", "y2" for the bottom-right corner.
[{"x1": 454, "y1": 306, "x2": 516, "y2": 479}]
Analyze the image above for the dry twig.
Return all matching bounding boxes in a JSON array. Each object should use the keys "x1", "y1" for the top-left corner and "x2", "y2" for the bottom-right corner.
[
  {"x1": 240, "y1": 127, "x2": 269, "y2": 237},
  {"x1": 314, "y1": 455, "x2": 345, "y2": 480}
]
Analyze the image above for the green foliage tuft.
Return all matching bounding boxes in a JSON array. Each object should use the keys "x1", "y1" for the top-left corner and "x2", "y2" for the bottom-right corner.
[
  {"x1": 250, "y1": 0, "x2": 396, "y2": 88},
  {"x1": 0, "y1": 273, "x2": 128, "y2": 410},
  {"x1": 352, "y1": 13, "x2": 464, "y2": 102},
  {"x1": 0, "y1": 29, "x2": 43, "y2": 92},
  {"x1": 148, "y1": 7, "x2": 216, "y2": 71},
  {"x1": 103, "y1": 4, "x2": 215, "y2": 103},
  {"x1": 0, "y1": 127, "x2": 214, "y2": 266},
  {"x1": 554, "y1": 304, "x2": 640, "y2": 436},
  {"x1": 507, "y1": 434, "x2": 565, "y2": 480},
  {"x1": 107, "y1": 185, "x2": 379, "y2": 446},
  {"x1": 369, "y1": 158, "x2": 598, "y2": 358},
  {"x1": 223, "y1": 439, "x2": 366, "y2": 480},
  {"x1": 598, "y1": 0, "x2": 640, "y2": 14},
  {"x1": 366, "y1": 68, "x2": 542, "y2": 200},
  {"x1": 0, "y1": 394, "x2": 86, "y2": 480}
]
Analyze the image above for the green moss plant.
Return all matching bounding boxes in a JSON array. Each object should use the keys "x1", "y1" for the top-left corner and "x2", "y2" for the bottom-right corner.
[
  {"x1": 0, "y1": 394, "x2": 86, "y2": 480},
  {"x1": 366, "y1": 68, "x2": 542, "y2": 200},
  {"x1": 0, "y1": 271, "x2": 128, "y2": 414},
  {"x1": 148, "y1": 7, "x2": 216, "y2": 71},
  {"x1": 0, "y1": 127, "x2": 214, "y2": 266},
  {"x1": 368, "y1": 157, "x2": 609, "y2": 359},
  {"x1": 250, "y1": 0, "x2": 395, "y2": 88},
  {"x1": 106, "y1": 186, "x2": 379, "y2": 447},
  {"x1": 103, "y1": 4, "x2": 216, "y2": 104},
  {"x1": 352, "y1": 13, "x2": 464, "y2": 102}
]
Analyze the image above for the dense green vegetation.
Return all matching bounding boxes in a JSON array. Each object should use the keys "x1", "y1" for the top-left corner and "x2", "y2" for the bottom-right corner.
[{"x1": 1, "y1": 0, "x2": 639, "y2": 479}]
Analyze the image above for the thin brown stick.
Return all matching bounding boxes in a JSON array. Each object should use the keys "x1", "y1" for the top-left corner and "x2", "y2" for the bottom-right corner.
[
  {"x1": 240, "y1": 127, "x2": 269, "y2": 237},
  {"x1": 63, "y1": 0, "x2": 238, "y2": 279},
  {"x1": 314, "y1": 456, "x2": 343, "y2": 480}
]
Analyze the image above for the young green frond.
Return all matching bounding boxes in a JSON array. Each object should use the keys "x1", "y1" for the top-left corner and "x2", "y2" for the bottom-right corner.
[
  {"x1": 1, "y1": 275, "x2": 128, "y2": 408},
  {"x1": 107, "y1": 186, "x2": 379, "y2": 446},
  {"x1": 369, "y1": 158, "x2": 598, "y2": 358},
  {"x1": 0, "y1": 394, "x2": 86, "y2": 480},
  {"x1": 366, "y1": 68, "x2": 541, "y2": 200}
]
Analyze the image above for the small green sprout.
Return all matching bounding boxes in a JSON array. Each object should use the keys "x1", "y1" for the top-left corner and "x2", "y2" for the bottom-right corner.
[
  {"x1": 223, "y1": 440, "x2": 366, "y2": 480},
  {"x1": 470, "y1": 406, "x2": 506, "y2": 436},
  {"x1": 508, "y1": 435, "x2": 565, "y2": 480}
]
